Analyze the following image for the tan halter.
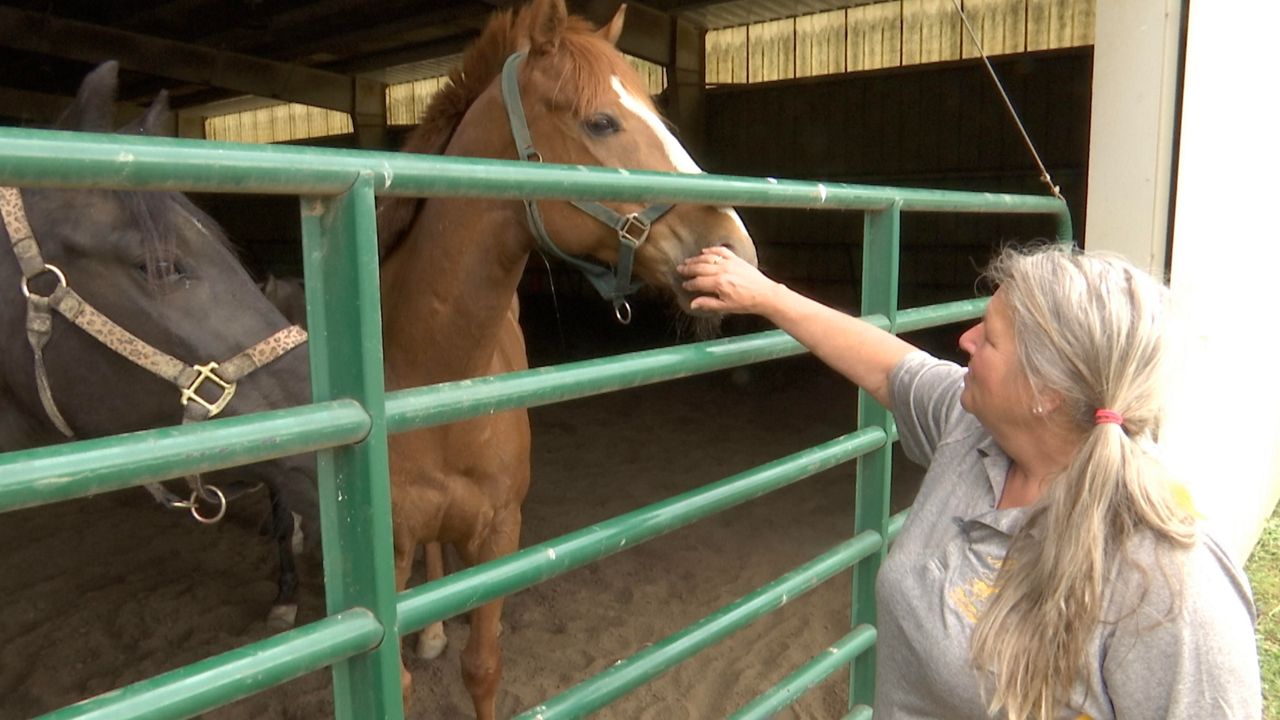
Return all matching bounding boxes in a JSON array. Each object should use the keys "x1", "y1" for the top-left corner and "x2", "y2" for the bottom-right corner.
[{"x1": 2, "y1": 186, "x2": 308, "y2": 521}]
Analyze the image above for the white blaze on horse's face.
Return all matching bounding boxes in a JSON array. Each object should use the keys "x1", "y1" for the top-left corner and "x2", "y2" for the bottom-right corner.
[
  {"x1": 609, "y1": 76, "x2": 751, "y2": 235},
  {"x1": 611, "y1": 76, "x2": 701, "y2": 174}
]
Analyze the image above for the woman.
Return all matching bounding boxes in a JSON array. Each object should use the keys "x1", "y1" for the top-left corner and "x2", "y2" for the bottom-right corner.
[{"x1": 678, "y1": 244, "x2": 1261, "y2": 719}]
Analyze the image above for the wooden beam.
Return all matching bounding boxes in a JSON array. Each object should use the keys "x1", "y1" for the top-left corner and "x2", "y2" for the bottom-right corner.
[
  {"x1": 0, "y1": 6, "x2": 370, "y2": 113},
  {"x1": 0, "y1": 86, "x2": 144, "y2": 127},
  {"x1": 324, "y1": 36, "x2": 475, "y2": 77},
  {"x1": 638, "y1": 0, "x2": 726, "y2": 12},
  {"x1": 0, "y1": 87, "x2": 76, "y2": 126},
  {"x1": 617, "y1": 2, "x2": 672, "y2": 65},
  {"x1": 665, "y1": 16, "x2": 707, "y2": 156},
  {"x1": 196, "y1": 3, "x2": 489, "y2": 68}
]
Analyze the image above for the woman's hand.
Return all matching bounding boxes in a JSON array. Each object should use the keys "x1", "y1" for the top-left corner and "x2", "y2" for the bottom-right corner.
[
  {"x1": 681, "y1": 245, "x2": 915, "y2": 406},
  {"x1": 678, "y1": 246, "x2": 785, "y2": 316}
]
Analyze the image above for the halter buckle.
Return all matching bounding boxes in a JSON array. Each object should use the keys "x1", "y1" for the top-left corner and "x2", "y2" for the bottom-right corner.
[
  {"x1": 618, "y1": 214, "x2": 651, "y2": 247},
  {"x1": 181, "y1": 362, "x2": 237, "y2": 417}
]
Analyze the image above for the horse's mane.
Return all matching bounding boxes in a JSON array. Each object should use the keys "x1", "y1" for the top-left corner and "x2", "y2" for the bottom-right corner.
[
  {"x1": 377, "y1": 5, "x2": 658, "y2": 260},
  {"x1": 405, "y1": 10, "x2": 656, "y2": 154}
]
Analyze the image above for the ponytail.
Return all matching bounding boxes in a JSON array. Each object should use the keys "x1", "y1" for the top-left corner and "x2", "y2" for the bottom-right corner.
[{"x1": 969, "y1": 246, "x2": 1195, "y2": 718}]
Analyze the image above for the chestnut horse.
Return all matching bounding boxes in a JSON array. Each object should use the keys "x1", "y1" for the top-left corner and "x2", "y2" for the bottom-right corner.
[{"x1": 376, "y1": 0, "x2": 757, "y2": 716}]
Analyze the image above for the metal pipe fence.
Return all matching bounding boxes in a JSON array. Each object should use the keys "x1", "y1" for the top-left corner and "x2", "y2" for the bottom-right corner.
[{"x1": 0, "y1": 126, "x2": 1071, "y2": 719}]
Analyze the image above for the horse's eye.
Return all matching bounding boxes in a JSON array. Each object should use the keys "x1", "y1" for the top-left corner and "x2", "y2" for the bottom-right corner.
[
  {"x1": 156, "y1": 261, "x2": 187, "y2": 281},
  {"x1": 582, "y1": 113, "x2": 620, "y2": 137},
  {"x1": 138, "y1": 260, "x2": 187, "y2": 283}
]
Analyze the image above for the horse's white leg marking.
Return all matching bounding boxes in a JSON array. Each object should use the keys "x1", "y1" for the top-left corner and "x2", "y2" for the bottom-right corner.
[
  {"x1": 291, "y1": 511, "x2": 304, "y2": 555},
  {"x1": 267, "y1": 603, "x2": 298, "y2": 629},
  {"x1": 418, "y1": 542, "x2": 449, "y2": 659},
  {"x1": 612, "y1": 77, "x2": 750, "y2": 234},
  {"x1": 418, "y1": 623, "x2": 449, "y2": 659}
]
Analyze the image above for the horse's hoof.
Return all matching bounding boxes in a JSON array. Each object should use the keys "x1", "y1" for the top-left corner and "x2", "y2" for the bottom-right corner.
[
  {"x1": 291, "y1": 512, "x2": 304, "y2": 555},
  {"x1": 267, "y1": 603, "x2": 298, "y2": 630},
  {"x1": 417, "y1": 623, "x2": 448, "y2": 659}
]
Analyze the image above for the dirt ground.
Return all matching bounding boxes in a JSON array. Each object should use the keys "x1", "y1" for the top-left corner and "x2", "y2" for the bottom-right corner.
[{"x1": 0, "y1": 348, "x2": 928, "y2": 719}]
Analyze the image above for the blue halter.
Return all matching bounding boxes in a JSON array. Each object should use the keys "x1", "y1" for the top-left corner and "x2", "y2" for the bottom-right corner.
[{"x1": 500, "y1": 52, "x2": 673, "y2": 324}]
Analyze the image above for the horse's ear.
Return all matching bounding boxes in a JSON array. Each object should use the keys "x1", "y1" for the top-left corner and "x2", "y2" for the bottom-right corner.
[
  {"x1": 526, "y1": 0, "x2": 568, "y2": 55},
  {"x1": 57, "y1": 61, "x2": 119, "y2": 132},
  {"x1": 118, "y1": 90, "x2": 175, "y2": 137},
  {"x1": 597, "y1": 3, "x2": 626, "y2": 46}
]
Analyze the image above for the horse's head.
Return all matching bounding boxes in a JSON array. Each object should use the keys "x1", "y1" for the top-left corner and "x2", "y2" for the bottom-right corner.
[
  {"x1": 436, "y1": 0, "x2": 758, "y2": 322},
  {"x1": 0, "y1": 62, "x2": 317, "y2": 531}
]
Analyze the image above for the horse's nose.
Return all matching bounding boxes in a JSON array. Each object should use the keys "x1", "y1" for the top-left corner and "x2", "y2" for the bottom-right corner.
[
  {"x1": 700, "y1": 207, "x2": 757, "y2": 266},
  {"x1": 717, "y1": 239, "x2": 758, "y2": 267}
]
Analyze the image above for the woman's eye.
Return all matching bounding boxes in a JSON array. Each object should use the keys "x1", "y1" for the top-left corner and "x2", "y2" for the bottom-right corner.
[{"x1": 582, "y1": 113, "x2": 620, "y2": 137}]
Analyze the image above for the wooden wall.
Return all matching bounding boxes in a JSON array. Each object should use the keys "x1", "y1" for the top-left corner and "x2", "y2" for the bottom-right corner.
[
  {"x1": 700, "y1": 47, "x2": 1092, "y2": 313},
  {"x1": 199, "y1": 47, "x2": 1093, "y2": 354}
]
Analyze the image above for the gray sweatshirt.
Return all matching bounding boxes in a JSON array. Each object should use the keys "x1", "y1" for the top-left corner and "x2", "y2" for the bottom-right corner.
[{"x1": 873, "y1": 351, "x2": 1262, "y2": 719}]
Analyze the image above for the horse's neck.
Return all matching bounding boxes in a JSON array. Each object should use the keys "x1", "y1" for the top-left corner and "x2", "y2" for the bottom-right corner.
[
  {"x1": 380, "y1": 198, "x2": 530, "y2": 389},
  {"x1": 0, "y1": 278, "x2": 62, "y2": 450},
  {"x1": 0, "y1": 378, "x2": 65, "y2": 451}
]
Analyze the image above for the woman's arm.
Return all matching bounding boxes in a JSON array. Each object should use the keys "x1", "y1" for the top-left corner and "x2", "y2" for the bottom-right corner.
[{"x1": 678, "y1": 247, "x2": 916, "y2": 407}]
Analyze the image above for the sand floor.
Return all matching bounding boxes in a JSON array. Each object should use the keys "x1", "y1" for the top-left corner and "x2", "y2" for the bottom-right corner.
[{"x1": 0, "y1": 353, "x2": 925, "y2": 720}]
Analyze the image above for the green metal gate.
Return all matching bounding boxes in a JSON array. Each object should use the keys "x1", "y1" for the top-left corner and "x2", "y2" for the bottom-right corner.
[{"x1": 0, "y1": 126, "x2": 1071, "y2": 720}]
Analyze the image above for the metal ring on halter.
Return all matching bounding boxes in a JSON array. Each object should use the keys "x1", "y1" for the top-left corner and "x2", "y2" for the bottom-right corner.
[
  {"x1": 188, "y1": 484, "x2": 227, "y2": 524},
  {"x1": 613, "y1": 299, "x2": 632, "y2": 325},
  {"x1": 194, "y1": 478, "x2": 222, "y2": 504},
  {"x1": 20, "y1": 264, "x2": 67, "y2": 299}
]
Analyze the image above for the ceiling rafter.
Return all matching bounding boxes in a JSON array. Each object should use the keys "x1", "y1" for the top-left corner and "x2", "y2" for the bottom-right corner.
[
  {"x1": 0, "y1": 0, "x2": 856, "y2": 127},
  {"x1": 0, "y1": 5, "x2": 366, "y2": 112}
]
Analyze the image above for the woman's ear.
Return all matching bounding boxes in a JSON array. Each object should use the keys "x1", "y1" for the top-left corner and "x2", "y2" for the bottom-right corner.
[{"x1": 1036, "y1": 388, "x2": 1066, "y2": 418}]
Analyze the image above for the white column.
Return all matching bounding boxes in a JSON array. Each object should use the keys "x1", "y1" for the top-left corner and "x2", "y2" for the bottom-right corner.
[
  {"x1": 1083, "y1": 0, "x2": 1183, "y2": 275},
  {"x1": 1159, "y1": 0, "x2": 1280, "y2": 562}
]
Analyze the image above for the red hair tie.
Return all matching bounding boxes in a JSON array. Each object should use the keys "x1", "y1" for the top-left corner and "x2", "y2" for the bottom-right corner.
[{"x1": 1094, "y1": 409, "x2": 1124, "y2": 426}]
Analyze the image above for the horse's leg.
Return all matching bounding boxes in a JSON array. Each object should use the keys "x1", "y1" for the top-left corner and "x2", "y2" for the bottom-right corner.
[
  {"x1": 458, "y1": 509, "x2": 521, "y2": 720},
  {"x1": 416, "y1": 541, "x2": 449, "y2": 659},
  {"x1": 393, "y1": 525, "x2": 417, "y2": 711},
  {"x1": 266, "y1": 483, "x2": 300, "y2": 629}
]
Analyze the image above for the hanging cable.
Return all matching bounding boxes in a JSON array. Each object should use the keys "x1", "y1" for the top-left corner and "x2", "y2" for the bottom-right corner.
[{"x1": 950, "y1": 0, "x2": 1064, "y2": 201}]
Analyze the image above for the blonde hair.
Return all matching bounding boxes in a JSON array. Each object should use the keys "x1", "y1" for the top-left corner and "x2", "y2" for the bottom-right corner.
[{"x1": 969, "y1": 244, "x2": 1196, "y2": 718}]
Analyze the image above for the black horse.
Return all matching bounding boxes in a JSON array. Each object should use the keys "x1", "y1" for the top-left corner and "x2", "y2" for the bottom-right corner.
[{"x1": 0, "y1": 62, "x2": 317, "y2": 627}]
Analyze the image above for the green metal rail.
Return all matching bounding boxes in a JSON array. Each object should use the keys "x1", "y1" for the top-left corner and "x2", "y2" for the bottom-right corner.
[{"x1": 0, "y1": 126, "x2": 1071, "y2": 719}]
